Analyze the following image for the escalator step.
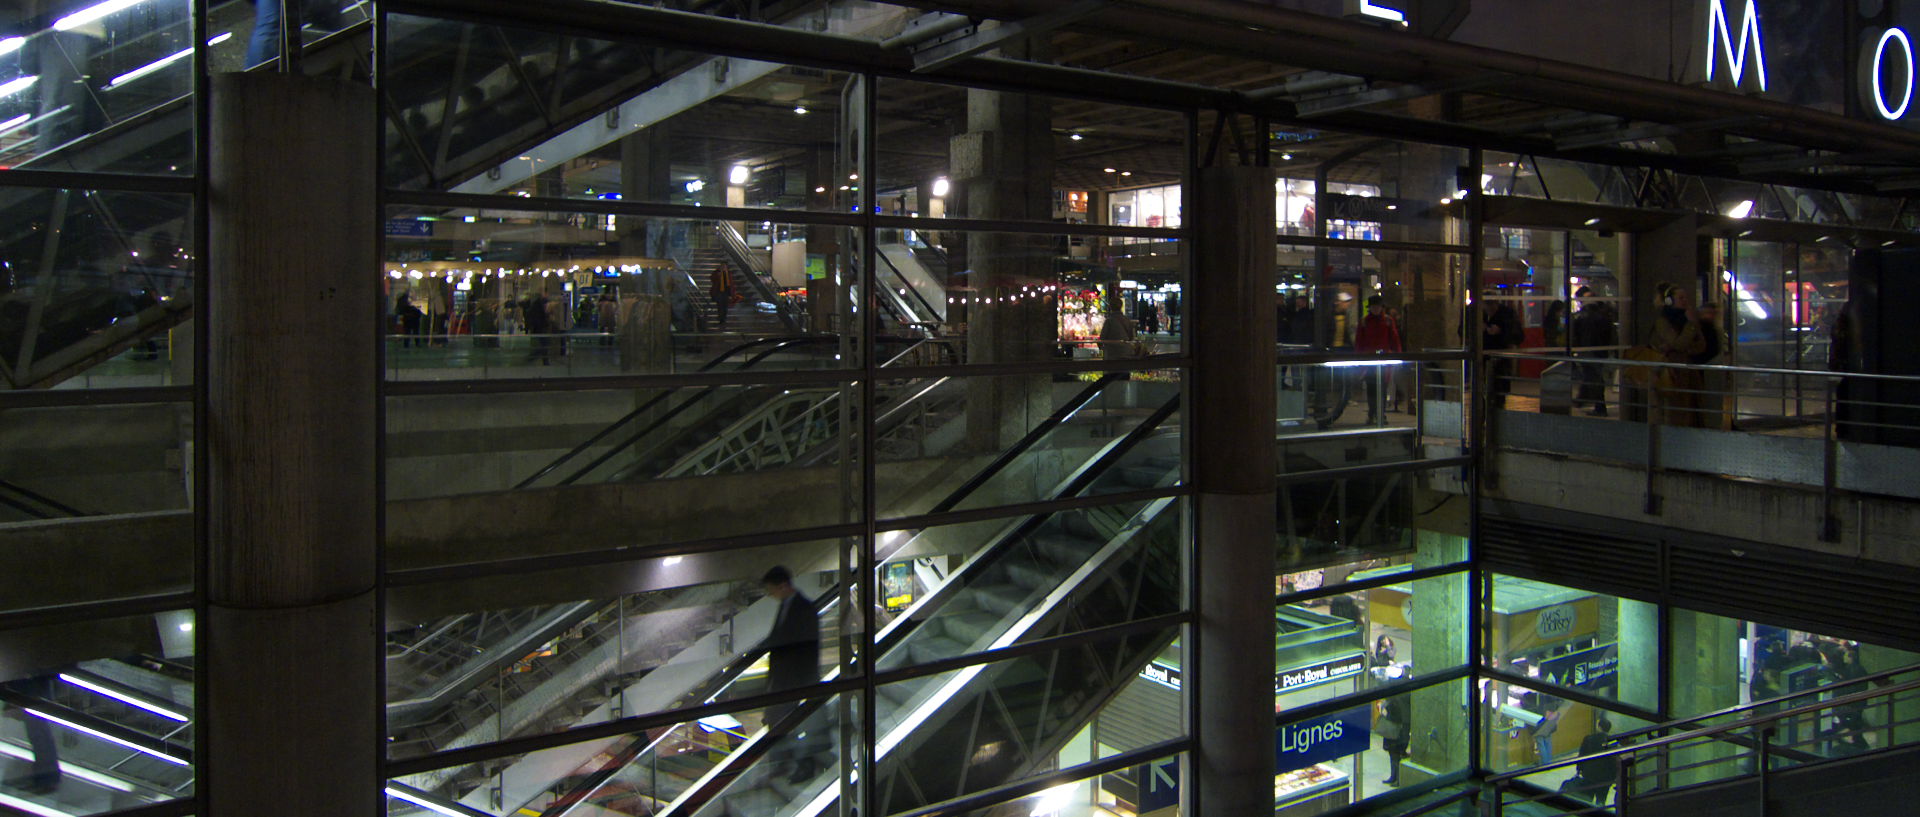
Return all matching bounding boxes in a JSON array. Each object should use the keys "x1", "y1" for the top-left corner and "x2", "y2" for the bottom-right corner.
[
  {"x1": 1006, "y1": 563, "x2": 1052, "y2": 591},
  {"x1": 937, "y1": 611, "x2": 1001, "y2": 648},
  {"x1": 906, "y1": 636, "x2": 966, "y2": 666},
  {"x1": 974, "y1": 585, "x2": 1029, "y2": 617},
  {"x1": 1036, "y1": 534, "x2": 1102, "y2": 565}
]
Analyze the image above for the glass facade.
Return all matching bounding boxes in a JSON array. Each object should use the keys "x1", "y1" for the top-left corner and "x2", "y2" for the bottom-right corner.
[{"x1": 0, "y1": 3, "x2": 1914, "y2": 817}]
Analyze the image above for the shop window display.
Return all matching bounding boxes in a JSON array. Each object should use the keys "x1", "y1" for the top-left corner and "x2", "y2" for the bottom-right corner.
[
  {"x1": 1273, "y1": 679, "x2": 1471, "y2": 814},
  {"x1": 1277, "y1": 570, "x2": 1468, "y2": 714},
  {"x1": 1484, "y1": 575, "x2": 1660, "y2": 715}
]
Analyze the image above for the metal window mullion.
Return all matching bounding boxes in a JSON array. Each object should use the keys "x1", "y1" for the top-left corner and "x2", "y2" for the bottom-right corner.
[{"x1": 856, "y1": 66, "x2": 878, "y2": 817}]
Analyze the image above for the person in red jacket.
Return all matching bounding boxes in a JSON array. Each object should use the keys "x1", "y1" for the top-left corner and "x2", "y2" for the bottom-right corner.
[{"x1": 1355, "y1": 295, "x2": 1403, "y2": 424}]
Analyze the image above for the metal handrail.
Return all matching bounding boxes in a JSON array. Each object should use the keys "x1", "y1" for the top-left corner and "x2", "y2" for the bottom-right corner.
[
  {"x1": 1605, "y1": 662, "x2": 1920, "y2": 746},
  {"x1": 1483, "y1": 671, "x2": 1920, "y2": 786},
  {"x1": 1487, "y1": 350, "x2": 1920, "y2": 385}
]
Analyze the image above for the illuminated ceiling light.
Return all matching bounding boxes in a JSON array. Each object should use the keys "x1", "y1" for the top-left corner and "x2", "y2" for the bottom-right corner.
[
  {"x1": 793, "y1": 105, "x2": 809, "y2": 115},
  {"x1": 0, "y1": 37, "x2": 22, "y2": 57},
  {"x1": 729, "y1": 165, "x2": 750, "y2": 185},
  {"x1": 0, "y1": 75, "x2": 38, "y2": 99},
  {"x1": 1120, "y1": 171, "x2": 1132, "y2": 177},
  {"x1": 1280, "y1": 153, "x2": 1293, "y2": 161},
  {"x1": 1068, "y1": 133, "x2": 1084, "y2": 141},
  {"x1": 1583, "y1": 218, "x2": 1601, "y2": 226},
  {"x1": 685, "y1": 179, "x2": 706, "y2": 193},
  {"x1": 1103, "y1": 167, "x2": 1117, "y2": 173},
  {"x1": 55, "y1": 0, "x2": 145, "y2": 31},
  {"x1": 1385, "y1": 204, "x2": 1398, "y2": 210},
  {"x1": 1440, "y1": 197, "x2": 1453, "y2": 205},
  {"x1": 1727, "y1": 199, "x2": 1755, "y2": 219},
  {"x1": 814, "y1": 186, "x2": 826, "y2": 193},
  {"x1": 931, "y1": 177, "x2": 950, "y2": 197}
]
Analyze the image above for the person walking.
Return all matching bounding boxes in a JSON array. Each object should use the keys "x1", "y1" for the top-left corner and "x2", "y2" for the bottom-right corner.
[
  {"x1": 1648, "y1": 284, "x2": 1707, "y2": 426},
  {"x1": 1379, "y1": 693, "x2": 1411, "y2": 786},
  {"x1": 246, "y1": 0, "x2": 343, "y2": 67},
  {"x1": 522, "y1": 291, "x2": 552, "y2": 365},
  {"x1": 1355, "y1": 295, "x2": 1404, "y2": 424},
  {"x1": 759, "y1": 566, "x2": 822, "y2": 782},
  {"x1": 1571, "y1": 288, "x2": 1618, "y2": 416},
  {"x1": 392, "y1": 294, "x2": 425, "y2": 348},
  {"x1": 711, "y1": 263, "x2": 738, "y2": 329}
]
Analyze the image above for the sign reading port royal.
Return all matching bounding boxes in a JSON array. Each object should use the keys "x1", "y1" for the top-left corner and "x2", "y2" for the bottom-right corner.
[
  {"x1": 1276, "y1": 654, "x2": 1368, "y2": 693},
  {"x1": 1276, "y1": 706, "x2": 1372, "y2": 773}
]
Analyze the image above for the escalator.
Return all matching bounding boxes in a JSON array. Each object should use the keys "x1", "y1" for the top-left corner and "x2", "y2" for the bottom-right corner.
[
  {"x1": 0, "y1": 658, "x2": 196, "y2": 814},
  {"x1": 504, "y1": 388, "x2": 1182, "y2": 817}
]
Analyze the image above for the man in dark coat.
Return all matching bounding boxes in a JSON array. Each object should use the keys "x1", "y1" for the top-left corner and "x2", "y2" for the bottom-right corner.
[
  {"x1": 759, "y1": 566, "x2": 822, "y2": 782},
  {"x1": 760, "y1": 565, "x2": 820, "y2": 694}
]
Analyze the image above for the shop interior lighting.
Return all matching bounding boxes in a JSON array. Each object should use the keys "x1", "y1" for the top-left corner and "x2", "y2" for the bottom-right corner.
[
  {"x1": 58, "y1": 673, "x2": 188, "y2": 722},
  {"x1": 0, "y1": 75, "x2": 38, "y2": 99},
  {"x1": 1028, "y1": 783, "x2": 1078, "y2": 816},
  {"x1": 1120, "y1": 171, "x2": 1132, "y2": 176},
  {"x1": 727, "y1": 165, "x2": 749, "y2": 185},
  {"x1": 384, "y1": 787, "x2": 470, "y2": 817},
  {"x1": 1726, "y1": 199, "x2": 1755, "y2": 219},
  {"x1": 109, "y1": 32, "x2": 231, "y2": 89},
  {"x1": 55, "y1": 0, "x2": 145, "y2": 31},
  {"x1": 931, "y1": 177, "x2": 950, "y2": 197},
  {"x1": 26, "y1": 709, "x2": 187, "y2": 765}
]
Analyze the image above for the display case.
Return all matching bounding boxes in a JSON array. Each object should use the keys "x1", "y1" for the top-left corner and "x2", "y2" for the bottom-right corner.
[{"x1": 1274, "y1": 763, "x2": 1350, "y2": 814}]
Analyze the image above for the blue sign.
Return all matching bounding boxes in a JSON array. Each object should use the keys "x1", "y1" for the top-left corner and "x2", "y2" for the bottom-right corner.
[
  {"x1": 386, "y1": 219, "x2": 433, "y2": 237},
  {"x1": 1276, "y1": 706, "x2": 1371, "y2": 773},
  {"x1": 1137, "y1": 758, "x2": 1179, "y2": 813}
]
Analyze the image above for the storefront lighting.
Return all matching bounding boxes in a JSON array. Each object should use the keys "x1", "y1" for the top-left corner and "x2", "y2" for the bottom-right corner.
[
  {"x1": 1103, "y1": 167, "x2": 1116, "y2": 173},
  {"x1": 728, "y1": 166, "x2": 750, "y2": 185},
  {"x1": 1453, "y1": 189, "x2": 1469, "y2": 199},
  {"x1": 55, "y1": 0, "x2": 146, "y2": 31},
  {"x1": 931, "y1": 177, "x2": 950, "y2": 197},
  {"x1": 0, "y1": 75, "x2": 38, "y2": 99},
  {"x1": 1727, "y1": 199, "x2": 1755, "y2": 219}
]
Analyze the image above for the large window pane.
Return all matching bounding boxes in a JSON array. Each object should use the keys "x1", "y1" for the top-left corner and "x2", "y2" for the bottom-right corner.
[
  {"x1": 0, "y1": 610, "x2": 196, "y2": 815},
  {"x1": 1485, "y1": 575, "x2": 1659, "y2": 714},
  {"x1": 1273, "y1": 136, "x2": 1469, "y2": 246},
  {"x1": 1277, "y1": 245, "x2": 1465, "y2": 355},
  {"x1": 0, "y1": 188, "x2": 194, "y2": 389},
  {"x1": 384, "y1": 208, "x2": 853, "y2": 380},
  {"x1": 876, "y1": 79, "x2": 1188, "y2": 227},
  {"x1": 386, "y1": 560, "x2": 857, "y2": 760},
  {"x1": 1277, "y1": 678, "x2": 1471, "y2": 809},
  {"x1": 1276, "y1": 570, "x2": 1467, "y2": 712}
]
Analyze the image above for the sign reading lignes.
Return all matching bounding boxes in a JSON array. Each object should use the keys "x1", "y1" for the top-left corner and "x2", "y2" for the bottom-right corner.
[{"x1": 1276, "y1": 706, "x2": 1373, "y2": 773}]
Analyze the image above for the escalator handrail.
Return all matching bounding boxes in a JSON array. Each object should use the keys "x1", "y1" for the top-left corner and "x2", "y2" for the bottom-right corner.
[
  {"x1": 873, "y1": 246, "x2": 944, "y2": 326},
  {"x1": 0, "y1": 477, "x2": 86, "y2": 518},
  {"x1": 714, "y1": 223, "x2": 802, "y2": 331},
  {"x1": 1606, "y1": 660, "x2": 1920, "y2": 747},
  {"x1": 512, "y1": 335, "x2": 832, "y2": 489},
  {"x1": 926, "y1": 372, "x2": 1125, "y2": 518}
]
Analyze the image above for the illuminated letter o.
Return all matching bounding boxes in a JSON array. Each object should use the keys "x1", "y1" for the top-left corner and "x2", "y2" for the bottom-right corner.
[{"x1": 1863, "y1": 27, "x2": 1915, "y2": 121}]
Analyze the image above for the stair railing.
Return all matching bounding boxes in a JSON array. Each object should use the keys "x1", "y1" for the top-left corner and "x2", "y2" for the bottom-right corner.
[{"x1": 1480, "y1": 669, "x2": 1920, "y2": 816}]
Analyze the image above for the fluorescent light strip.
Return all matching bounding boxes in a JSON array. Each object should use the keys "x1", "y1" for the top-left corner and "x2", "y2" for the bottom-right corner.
[
  {"x1": 1324, "y1": 358, "x2": 1406, "y2": 368},
  {"x1": 0, "y1": 113, "x2": 28, "y2": 133},
  {"x1": 384, "y1": 786, "x2": 470, "y2": 817},
  {"x1": 0, "y1": 75, "x2": 37, "y2": 98},
  {"x1": 0, "y1": 791, "x2": 76, "y2": 817},
  {"x1": 107, "y1": 31, "x2": 230, "y2": 89},
  {"x1": 0, "y1": 742, "x2": 137, "y2": 792},
  {"x1": 58, "y1": 674, "x2": 189, "y2": 722},
  {"x1": 0, "y1": 37, "x2": 25, "y2": 57},
  {"x1": 25, "y1": 710, "x2": 187, "y2": 766},
  {"x1": 55, "y1": 0, "x2": 147, "y2": 31}
]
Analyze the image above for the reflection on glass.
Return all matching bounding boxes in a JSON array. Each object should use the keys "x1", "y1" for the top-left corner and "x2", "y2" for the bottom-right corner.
[
  {"x1": 386, "y1": 567, "x2": 852, "y2": 761},
  {"x1": 874, "y1": 499, "x2": 1182, "y2": 674},
  {"x1": 0, "y1": 0, "x2": 203, "y2": 174},
  {"x1": 387, "y1": 694, "x2": 850, "y2": 817},
  {"x1": 0, "y1": 611, "x2": 195, "y2": 815},
  {"x1": 0, "y1": 189, "x2": 194, "y2": 389},
  {"x1": 875, "y1": 372, "x2": 1181, "y2": 520},
  {"x1": 1271, "y1": 137, "x2": 1468, "y2": 246},
  {"x1": 382, "y1": 210, "x2": 857, "y2": 381},
  {"x1": 1277, "y1": 245, "x2": 1463, "y2": 354},
  {"x1": 1277, "y1": 468, "x2": 1425, "y2": 570}
]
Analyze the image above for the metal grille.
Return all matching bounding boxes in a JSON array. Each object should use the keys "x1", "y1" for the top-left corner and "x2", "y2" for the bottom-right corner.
[{"x1": 1479, "y1": 513, "x2": 1661, "y2": 601}]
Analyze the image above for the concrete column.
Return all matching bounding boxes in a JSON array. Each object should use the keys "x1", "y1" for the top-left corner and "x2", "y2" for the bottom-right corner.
[
  {"x1": 1190, "y1": 166, "x2": 1278, "y2": 817},
  {"x1": 206, "y1": 73, "x2": 378, "y2": 817},
  {"x1": 1616, "y1": 598, "x2": 1661, "y2": 713},
  {"x1": 955, "y1": 84, "x2": 1055, "y2": 453},
  {"x1": 1667, "y1": 609, "x2": 1739, "y2": 785},
  {"x1": 1409, "y1": 531, "x2": 1467, "y2": 781}
]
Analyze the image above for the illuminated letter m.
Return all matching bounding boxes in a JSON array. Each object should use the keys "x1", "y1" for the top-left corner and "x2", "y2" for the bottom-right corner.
[{"x1": 1706, "y1": 0, "x2": 1768, "y2": 91}]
